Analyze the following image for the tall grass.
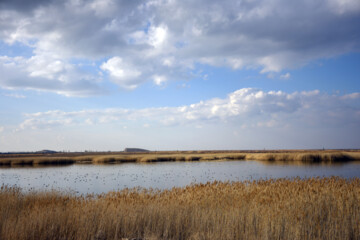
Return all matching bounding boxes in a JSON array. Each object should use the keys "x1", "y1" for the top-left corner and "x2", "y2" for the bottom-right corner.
[
  {"x1": 0, "y1": 157, "x2": 75, "y2": 166},
  {"x1": 245, "y1": 152, "x2": 359, "y2": 163},
  {"x1": 1, "y1": 151, "x2": 359, "y2": 167},
  {"x1": 0, "y1": 177, "x2": 359, "y2": 239}
]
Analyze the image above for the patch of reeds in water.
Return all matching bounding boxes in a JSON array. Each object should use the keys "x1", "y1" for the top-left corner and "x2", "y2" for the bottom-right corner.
[
  {"x1": 0, "y1": 177, "x2": 359, "y2": 240},
  {"x1": 0, "y1": 151, "x2": 359, "y2": 167},
  {"x1": 0, "y1": 157, "x2": 75, "y2": 167},
  {"x1": 246, "y1": 152, "x2": 358, "y2": 163}
]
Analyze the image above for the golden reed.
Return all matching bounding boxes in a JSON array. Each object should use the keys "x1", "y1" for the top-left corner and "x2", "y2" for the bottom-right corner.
[
  {"x1": 1, "y1": 150, "x2": 360, "y2": 167},
  {"x1": 0, "y1": 177, "x2": 359, "y2": 239}
]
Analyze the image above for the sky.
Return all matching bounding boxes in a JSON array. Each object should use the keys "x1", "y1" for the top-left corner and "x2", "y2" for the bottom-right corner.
[{"x1": 0, "y1": 0, "x2": 360, "y2": 152}]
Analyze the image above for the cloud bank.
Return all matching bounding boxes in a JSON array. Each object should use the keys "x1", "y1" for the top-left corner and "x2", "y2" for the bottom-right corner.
[
  {"x1": 1, "y1": 0, "x2": 359, "y2": 95},
  {"x1": 18, "y1": 88, "x2": 360, "y2": 130}
]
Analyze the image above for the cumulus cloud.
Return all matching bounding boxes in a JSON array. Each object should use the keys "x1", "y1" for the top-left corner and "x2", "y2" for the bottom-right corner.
[
  {"x1": 0, "y1": 0, "x2": 359, "y2": 92},
  {"x1": 100, "y1": 57, "x2": 142, "y2": 89},
  {"x1": 148, "y1": 25, "x2": 168, "y2": 49},
  {"x1": 18, "y1": 88, "x2": 360, "y2": 130},
  {"x1": 0, "y1": 55, "x2": 105, "y2": 96}
]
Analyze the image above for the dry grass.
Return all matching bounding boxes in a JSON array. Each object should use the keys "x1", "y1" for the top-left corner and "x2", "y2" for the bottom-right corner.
[
  {"x1": 0, "y1": 177, "x2": 359, "y2": 240},
  {"x1": 0, "y1": 157, "x2": 75, "y2": 166},
  {"x1": 0, "y1": 150, "x2": 359, "y2": 167},
  {"x1": 244, "y1": 152, "x2": 360, "y2": 163},
  {"x1": 83, "y1": 153, "x2": 245, "y2": 164}
]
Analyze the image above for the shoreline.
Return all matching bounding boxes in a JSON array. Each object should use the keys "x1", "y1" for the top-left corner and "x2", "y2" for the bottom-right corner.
[{"x1": 0, "y1": 150, "x2": 360, "y2": 167}]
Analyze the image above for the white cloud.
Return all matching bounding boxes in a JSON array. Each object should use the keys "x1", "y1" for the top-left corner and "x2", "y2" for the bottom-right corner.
[
  {"x1": 17, "y1": 88, "x2": 360, "y2": 130},
  {"x1": 100, "y1": 57, "x2": 142, "y2": 89},
  {"x1": 89, "y1": 0, "x2": 116, "y2": 17},
  {"x1": 153, "y1": 75, "x2": 167, "y2": 86},
  {"x1": 259, "y1": 56, "x2": 283, "y2": 73},
  {"x1": 0, "y1": 0, "x2": 359, "y2": 92},
  {"x1": 148, "y1": 25, "x2": 168, "y2": 48},
  {"x1": 0, "y1": 126, "x2": 4, "y2": 133},
  {"x1": 342, "y1": 92, "x2": 360, "y2": 100},
  {"x1": 18, "y1": 118, "x2": 73, "y2": 131},
  {"x1": 162, "y1": 57, "x2": 174, "y2": 67},
  {"x1": 0, "y1": 55, "x2": 105, "y2": 97},
  {"x1": 27, "y1": 55, "x2": 66, "y2": 80},
  {"x1": 280, "y1": 73, "x2": 291, "y2": 80},
  {"x1": 228, "y1": 58, "x2": 244, "y2": 70}
]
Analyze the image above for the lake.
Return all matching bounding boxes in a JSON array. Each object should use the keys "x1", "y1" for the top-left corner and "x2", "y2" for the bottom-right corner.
[{"x1": 1, "y1": 160, "x2": 360, "y2": 195}]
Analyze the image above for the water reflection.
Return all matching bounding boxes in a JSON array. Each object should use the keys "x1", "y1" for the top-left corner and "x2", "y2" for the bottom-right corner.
[
  {"x1": 1, "y1": 160, "x2": 359, "y2": 195},
  {"x1": 256, "y1": 160, "x2": 354, "y2": 166}
]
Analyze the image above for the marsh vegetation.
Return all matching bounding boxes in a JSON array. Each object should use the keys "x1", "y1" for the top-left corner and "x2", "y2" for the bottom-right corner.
[
  {"x1": 1, "y1": 177, "x2": 359, "y2": 240},
  {"x1": 1, "y1": 150, "x2": 359, "y2": 239},
  {"x1": 1, "y1": 150, "x2": 359, "y2": 167}
]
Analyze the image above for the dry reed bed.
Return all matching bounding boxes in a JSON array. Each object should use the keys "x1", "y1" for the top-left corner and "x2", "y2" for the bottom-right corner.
[
  {"x1": 0, "y1": 157, "x2": 75, "y2": 166},
  {"x1": 1, "y1": 151, "x2": 360, "y2": 167},
  {"x1": 245, "y1": 152, "x2": 360, "y2": 163},
  {"x1": 0, "y1": 177, "x2": 359, "y2": 240}
]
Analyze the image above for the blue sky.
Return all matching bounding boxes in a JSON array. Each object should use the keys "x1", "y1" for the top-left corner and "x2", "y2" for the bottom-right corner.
[{"x1": 0, "y1": 0, "x2": 360, "y2": 151}]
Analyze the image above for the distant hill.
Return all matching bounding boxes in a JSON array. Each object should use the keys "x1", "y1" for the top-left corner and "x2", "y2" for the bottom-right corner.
[
  {"x1": 124, "y1": 148, "x2": 149, "y2": 153},
  {"x1": 36, "y1": 150, "x2": 58, "y2": 154}
]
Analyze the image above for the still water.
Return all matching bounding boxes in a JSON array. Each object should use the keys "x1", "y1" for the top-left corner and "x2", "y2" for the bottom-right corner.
[{"x1": 1, "y1": 160, "x2": 360, "y2": 195}]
